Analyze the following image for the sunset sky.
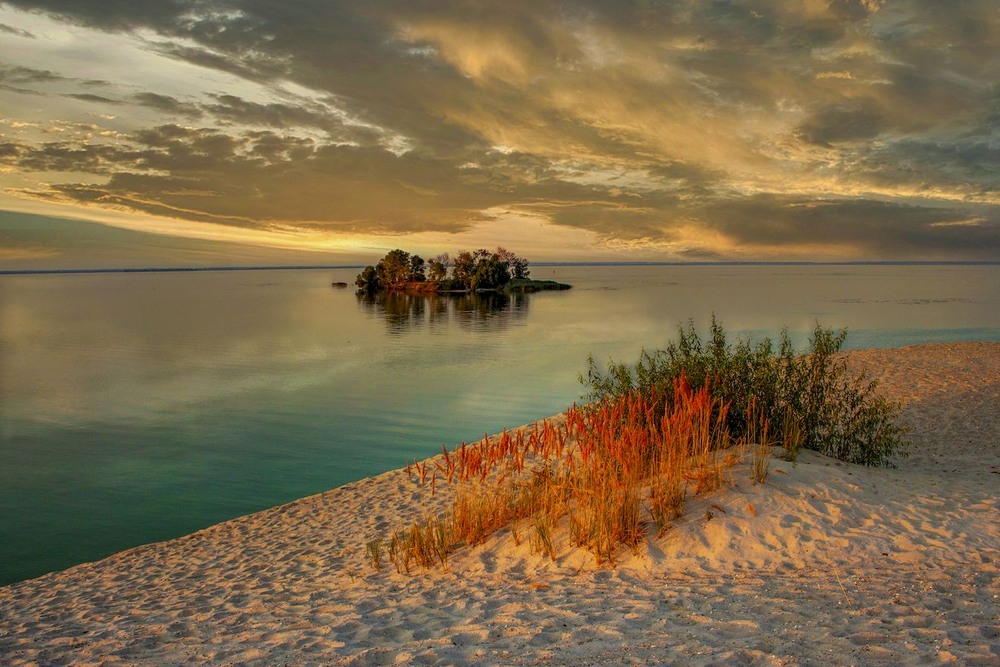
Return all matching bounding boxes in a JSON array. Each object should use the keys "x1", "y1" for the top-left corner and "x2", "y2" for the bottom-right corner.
[{"x1": 1, "y1": 0, "x2": 998, "y2": 268}]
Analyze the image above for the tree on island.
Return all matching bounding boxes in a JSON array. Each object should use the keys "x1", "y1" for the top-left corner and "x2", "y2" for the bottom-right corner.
[
  {"x1": 355, "y1": 247, "x2": 532, "y2": 293},
  {"x1": 375, "y1": 249, "x2": 413, "y2": 287},
  {"x1": 427, "y1": 254, "x2": 448, "y2": 282},
  {"x1": 409, "y1": 255, "x2": 426, "y2": 282},
  {"x1": 497, "y1": 247, "x2": 529, "y2": 280}
]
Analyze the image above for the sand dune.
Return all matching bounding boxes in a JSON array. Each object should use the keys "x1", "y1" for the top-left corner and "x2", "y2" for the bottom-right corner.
[{"x1": 2, "y1": 342, "x2": 998, "y2": 666}]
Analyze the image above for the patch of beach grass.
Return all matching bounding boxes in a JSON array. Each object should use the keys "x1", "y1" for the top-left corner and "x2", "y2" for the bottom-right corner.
[
  {"x1": 365, "y1": 319, "x2": 907, "y2": 573},
  {"x1": 369, "y1": 376, "x2": 751, "y2": 571}
]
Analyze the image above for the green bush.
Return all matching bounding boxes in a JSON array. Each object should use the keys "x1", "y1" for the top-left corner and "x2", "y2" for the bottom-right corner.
[{"x1": 581, "y1": 317, "x2": 908, "y2": 467}]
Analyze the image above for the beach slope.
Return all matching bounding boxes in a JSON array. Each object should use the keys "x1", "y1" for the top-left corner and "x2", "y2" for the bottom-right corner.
[{"x1": 1, "y1": 343, "x2": 998, "y2": 666}]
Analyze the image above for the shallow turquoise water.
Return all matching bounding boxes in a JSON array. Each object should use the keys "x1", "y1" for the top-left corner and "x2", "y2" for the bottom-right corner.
[{"x1": 1, "y1": 263, "x2": 998, "y2": 585}]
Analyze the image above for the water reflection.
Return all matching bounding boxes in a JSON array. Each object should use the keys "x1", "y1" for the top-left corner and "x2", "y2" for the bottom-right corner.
[
  {"x1": 2, "y1": 264, "x2": 997, "y2": 586},
  {"x1": 356, "y1": 290, "x2": 530, "y2": 334}
]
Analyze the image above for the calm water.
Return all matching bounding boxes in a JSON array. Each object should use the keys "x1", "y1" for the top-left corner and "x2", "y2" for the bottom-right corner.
[{"x1": 1, "y1": 264, "x2": 998, "y2": 585}]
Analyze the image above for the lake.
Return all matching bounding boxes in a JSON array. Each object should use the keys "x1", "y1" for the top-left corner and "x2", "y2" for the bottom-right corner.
[{"x1": 1, "y1": 263, "x2": 998, "y2": 585}]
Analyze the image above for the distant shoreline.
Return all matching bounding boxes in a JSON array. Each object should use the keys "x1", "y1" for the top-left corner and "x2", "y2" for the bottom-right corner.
[
  {"x1": 2, "y1": 260, "x2": 998, "y2": 276},
  {"x1": 0, "y1": 265, "x2": 365, "y2": 276}
]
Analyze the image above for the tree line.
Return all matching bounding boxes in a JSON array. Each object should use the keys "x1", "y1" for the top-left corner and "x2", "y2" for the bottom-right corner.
[{"x1": 355, "y1": 247, "x2": 530, "y2": 293}]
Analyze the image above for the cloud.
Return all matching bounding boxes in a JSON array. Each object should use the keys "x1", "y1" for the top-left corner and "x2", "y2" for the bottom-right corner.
[
  {"x1": 131, "y1": 92, "x2": 203, "y2": 118},
  {"x1": 702, "y1": 195, "x2": 1000, "y2": 258},
  {"x1": 0, "y1": 63, "x2": 69, "y2": 84},
  {"x1": 0, "y1": 0, "x2": 998, "y2": 261},
  {"x1": 797, "y1": 102, "x2": 887, "y2": 146},
  {"x1": 0, "y1": 22, "x2": 35, "y2": 37},
  {"x1": 2, "y1": 124, "x2": 510, "y2": 231},
  {"x1": 0, "y1": 209, "x2": 344, "y2": 270},
  {"x1": 2, "y1": 0, "x2": 190, "y2": 31},
  {"x1": 66, "y1": 92, "x2": 121, "y2": 104},
  {"x1": 857, "y1": 136, "x2": 1000, "y2": 201}
]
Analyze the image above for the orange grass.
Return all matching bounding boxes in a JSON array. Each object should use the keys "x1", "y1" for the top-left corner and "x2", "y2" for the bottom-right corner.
[{"x1": 369, "y1": 376, "x2": 774, "y2": 571}]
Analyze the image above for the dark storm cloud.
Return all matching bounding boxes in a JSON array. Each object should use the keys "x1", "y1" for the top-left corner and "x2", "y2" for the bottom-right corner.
[
  {"x1": 797, "y1": 103, "x2": 887, "y2": 146},
  {"x1": 0, "y1": 82, "x2": 43, "y2": 95},
  {"x1": 703, "y1": 195, "x2": 1000, "y2": 255},
  {"x1": 3, "y1": 120, "x2": 629, "y2": 234},
  {"x1": 150, "y1": 42, "x2": 291, "y2": 83},
  {"x1": 66, "y1": 92, "x2": 121, "y2": 104},
  {"x1": 200, "y1": 94, "x2": 387, "y2": 148},
  {"x1": 131, "y1": 92, "x2": 203, "y2": 118},
  {"x1": 205, "y1": 94, "x2": 322, "y2": 129},
  {"x1": 860, "y1": 137, "x2": 1000, "y2": 195},
  {"x1": 3, "y1": 0, "x2": 190, "y2": 31},
  {"x1": 0, "y1": 140, "x2": 139, "y2": 173},
  {"x1": 0, "y1": 22, "x2": 34, "y2": 37},
  {"x1": 1, "y1": 125, "x2": 496, "y2": 230},
  {"x1": 0, "y1": 63, "x2": 69, "y2": 84},
  {"x1": 2, "y1": 0, "x2": 999, "y2": 259},
  {"x1": 535, "y1": 190, "x2": 1000, "y2": 260}
]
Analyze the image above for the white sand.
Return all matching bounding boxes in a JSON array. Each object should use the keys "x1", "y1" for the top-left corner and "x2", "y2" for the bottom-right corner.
[{"x1": 2, "y1": 342, "x2": 998, "y2": 666}]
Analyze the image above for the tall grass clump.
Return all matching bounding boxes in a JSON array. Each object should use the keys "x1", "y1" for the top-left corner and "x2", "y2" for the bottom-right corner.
[
  {"x1": 386, "y1": 515, "x2": 455, "y2": 574},
  {"x1": 369, "y1": 375, "x2": 752, "y2": 572},
  {"x1": 366, "y1": 318, "x2": 905, "y2": 573},
  {"x1": 582, "y1": 316, "x2": 907, "y2": 467}
]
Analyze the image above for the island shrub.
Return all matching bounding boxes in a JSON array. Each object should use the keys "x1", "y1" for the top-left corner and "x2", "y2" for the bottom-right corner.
[{"x1": 581, "y1": 317, "x2": 907, "y2": 467}]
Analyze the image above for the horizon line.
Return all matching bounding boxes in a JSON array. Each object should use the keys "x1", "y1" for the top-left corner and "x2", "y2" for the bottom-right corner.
[{"x1": 1, "y1": 259, "x2": 999, "y2": 276}]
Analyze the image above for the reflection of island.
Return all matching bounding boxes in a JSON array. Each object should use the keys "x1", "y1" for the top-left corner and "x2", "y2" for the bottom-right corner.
[
  {"x1": 357, "y1": 289, "x2": 530, "y2": 334},
  {"x1": 351, "y1": 247, "x2": 569, "y2": 333}
]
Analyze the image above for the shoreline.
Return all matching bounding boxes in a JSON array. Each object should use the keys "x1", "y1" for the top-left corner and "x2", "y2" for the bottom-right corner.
[{"x1": 2, "y1": 342, "x2": 998, "y2": 665}]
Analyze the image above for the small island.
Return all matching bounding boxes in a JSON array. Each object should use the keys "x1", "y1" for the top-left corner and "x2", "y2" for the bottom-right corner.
[{"x1": 353, "y1": 247, "x2": 571, "y2": 294}]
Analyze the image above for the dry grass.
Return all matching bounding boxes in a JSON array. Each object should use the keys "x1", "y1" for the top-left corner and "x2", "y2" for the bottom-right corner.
[
  {"x1": 370, "y1": 375, "x2": 775, "y2": 572},
  {"x1": 387, "y1": 515, "x2": 454, "y2": 574},
  {"x1": 365, "y1": 535, "x2": 384, "y2": 572},
  {"x1": 746, "y1": 396, "x2": 772, "y2": 484}
]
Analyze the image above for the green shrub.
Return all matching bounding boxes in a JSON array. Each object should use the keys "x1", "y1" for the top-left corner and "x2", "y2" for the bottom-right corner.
[{"x1": 581, "y1": 317, "x2": 907, "y2": 467}]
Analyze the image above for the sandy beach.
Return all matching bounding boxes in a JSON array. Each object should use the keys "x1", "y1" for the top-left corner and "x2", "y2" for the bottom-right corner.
[{"x1": 2, "y1": 342, "x2": 998, "y2": 666}]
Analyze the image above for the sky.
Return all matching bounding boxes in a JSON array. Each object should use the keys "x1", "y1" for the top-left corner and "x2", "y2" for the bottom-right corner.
[{"x1": 0, "y1": 0, "x2": 998, "y2": 268}]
